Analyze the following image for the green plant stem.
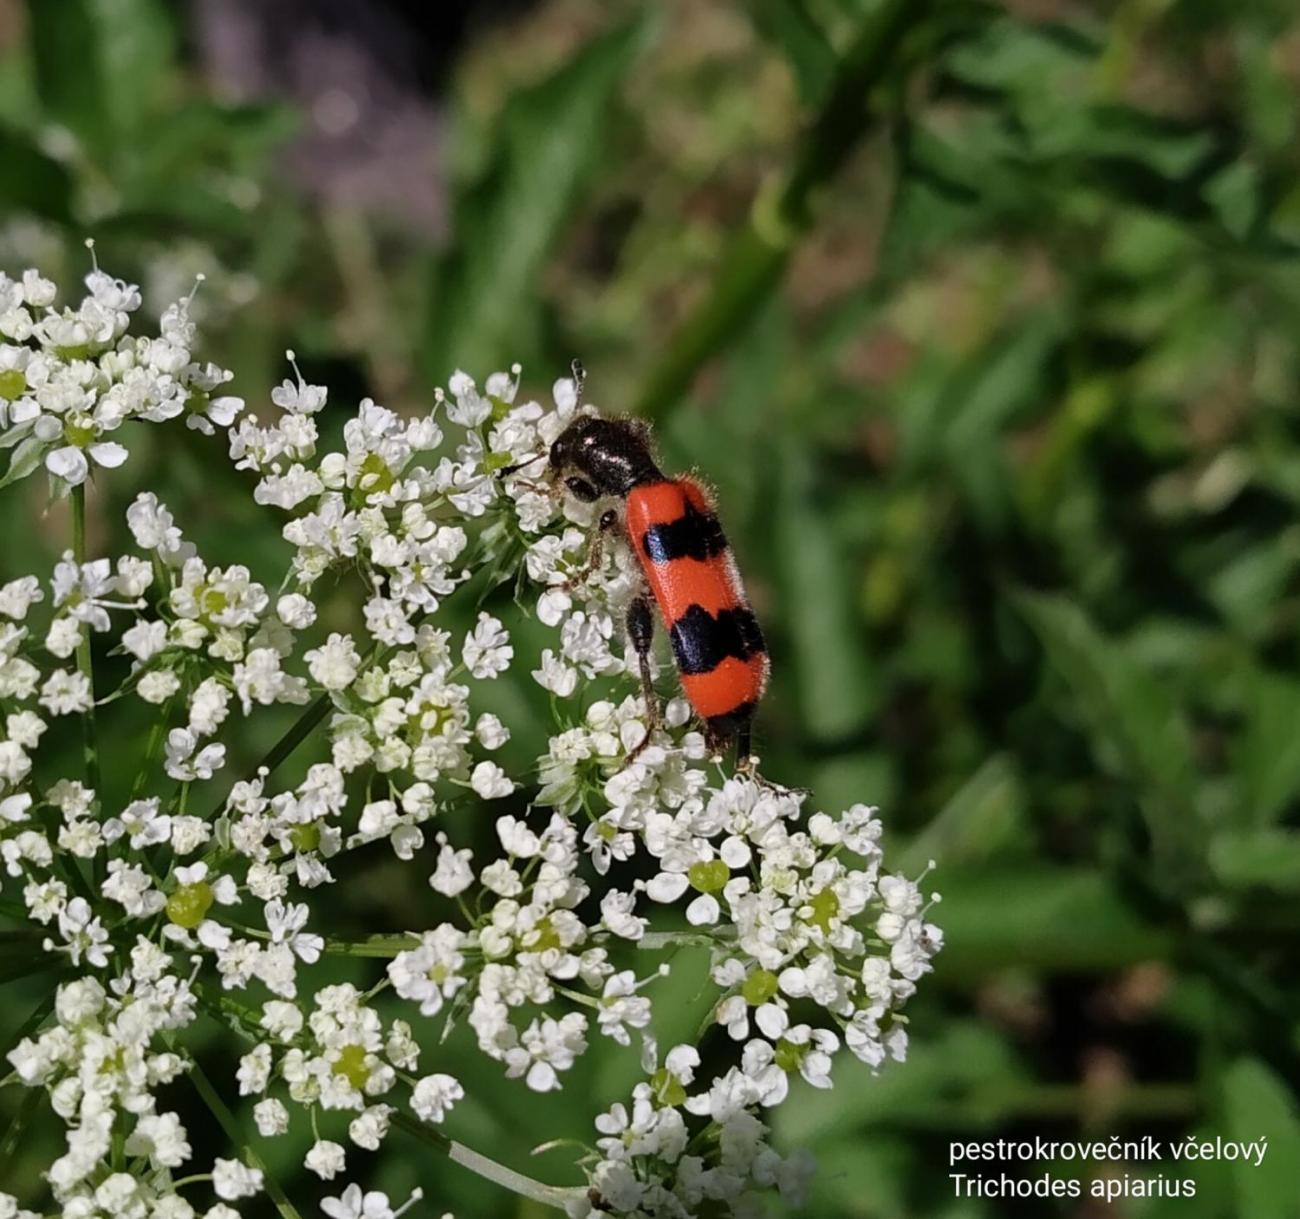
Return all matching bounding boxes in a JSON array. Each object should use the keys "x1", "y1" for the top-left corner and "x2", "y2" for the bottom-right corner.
[
  {"x1": 187, "y1": 1056, "x2": 304, "y2": 1219},
  {"x1": 635, "y1": 928, "x2": 732, "y2": 950},
  {"x1": 392, "y1": 1112, "x2": 585, "y2": 1213},
  {"x1": 7, "y1": 991, "x2": 56, "y2": 1049},
  {"x1": 194, "y1": 987, "x2": 580, "y2": 1211},
  {"x1": 216, "y1": 630, "x2": 395, "y2": 810},
  {"x1": 323, "y1": 933, "x2": 423, "y2": 958},
  {"x1": 0, "y1": 1084, "x2": 42, "y2": 1180},
  {"x1": 321, "y1": 928, "x2": 731, "y2": 959},
  {"x1": 244, "y1": 689, "x2": 334, "y2": 784},
  {"x1": 70, "y1": 482, "x2": 101, "y2": 796},
  {"x1": 633, "y1": 0, "x2": 929, "y2": 420},
  {"x1": 131, "y1": 693, "x2": 175, "y2": 799}
]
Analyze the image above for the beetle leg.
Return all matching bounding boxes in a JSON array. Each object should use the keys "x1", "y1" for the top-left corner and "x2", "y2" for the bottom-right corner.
[
  {"x1": 623, "y1": 592, "x2": 661, "y2": 765},
  {"x1": 571, "y1": 358, "x2": 587, "y2": 410},
  {"x1": 561, "y1": 507, "x2": 620, "y2": 591},
  {"x1": 730, "y1": 722, "x2": 809, "y2": 796}
]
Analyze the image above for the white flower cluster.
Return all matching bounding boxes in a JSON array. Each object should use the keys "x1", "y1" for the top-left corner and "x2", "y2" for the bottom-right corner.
[
  {"x1": 0, "y1": 250, "x2": 241, "y2": 490},
  {"x1": 0, "y1": 263, "x2": 940, "y2": 1219}
]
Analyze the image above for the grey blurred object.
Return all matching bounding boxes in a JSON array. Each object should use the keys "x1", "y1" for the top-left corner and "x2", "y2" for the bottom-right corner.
[{"x1": 190, "y1": 0, "x2": 454, "y2": 235}]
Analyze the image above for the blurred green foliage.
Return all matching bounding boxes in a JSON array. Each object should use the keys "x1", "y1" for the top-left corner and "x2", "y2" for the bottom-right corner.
[{"x1": 2, "y1": 0, "x2": 1300, "y2": 1215}]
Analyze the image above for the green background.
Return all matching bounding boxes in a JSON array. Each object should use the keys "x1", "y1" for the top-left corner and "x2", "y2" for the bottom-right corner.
[{"x1": 1, "y1": 0, "x2": 1299, "y2": 1216}]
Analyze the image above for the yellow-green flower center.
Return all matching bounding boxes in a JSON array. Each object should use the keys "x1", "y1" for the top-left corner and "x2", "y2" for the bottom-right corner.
[
  {"x1": 407, "y1": 702, "x2": 453, "y2": 740},
  {"x1": 288, "y1": 823, "x2": 320, "y2": 852},
  {"x1": 808, "y1": 887, "x2": 840, "y2": 933},
  {"x1": 774, "y1": 1039, "x2": 806, "y2": 1073},
  {"x1": 166, "y1": 881, "x2": 214, "y2": 929},
  {"x1": 687, "y1": 860, "x2": 729, "y2": 894},
  {"x1": 355, "y1": 452, "x2": 394, "y2": 499},
  {"x1": 649, "y1": 1067, "x2": 687, "y2": 1107},
  {"x1": 0, "y1": 369, "x2": 27, "y2": 400},
  {"x1": 63, "y1": 420, "x2": 96, "y2": 448},
  {"x1": 332, "y1": 1043, "x2": 370, "y2": 1090},
  {"x1": 742, "y1": 968, "x2": 779, "y2": 1006},
  {"x1": 528, "y1": 916, "x2": 562, "y2": 953},
  {"x1": 201, "y1": 587, "x2": 229, "y2": 616}
]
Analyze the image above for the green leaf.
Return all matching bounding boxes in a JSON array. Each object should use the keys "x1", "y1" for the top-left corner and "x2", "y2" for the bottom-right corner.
[
  {"x1": 1222, "y1": 1058, "x2": 1300, "y2": 1219},
  {"x1": 424, "y1": 18, "x2": 652, "y2": 378},
  {"x1": 1204, "y1": 539, "x2": 1298, "y2": 642},
  {"x1": 187, "y1": 1055, "x2": 305, "y2": 1219},
  {"x1": 0, "y1": 421, "x2": 33, "y2": 451},
  {"x1": 776, "y1": 1020, "x2": 1029, "y2": 1142},
  {"x1": 945, "y1": 18, "x2": 1092, "y2": 98},
  {"x1": 1205, "y1": 161, "x2": 1261, "y2": 241},
  {"x1": 0, "y1": 123, "x2": 75, "y2": 223},
  {"x1": 774, "y1": 444, "x2": 877, "y2": 741},
  {"x1": 752, "y1": 0, "x2": 836, "y2": 104},
  {"x1": 933, "y1": 865, "x2": 1174, "y2": 980},
  {"x1": 940, "y1": 315, "x2": 1063, "y2": 528},
  {"x1": 90, "y1": 0, "x2": 176, "y2": 143},
  {"x1": 900, "y1": 754, "x2": 1025, "y2": 874},
  {"x1": 0, "y1": 436, "x2": 48, "y2": 490},
  {"x1": 1013, "y1": 591, "x2": 1202, "y2": 886},
  {"x1": 29, "y1": 0, "x2": 110, "y2": 154},
  {"x1": 1069, "y1": 106, "x2": 1218, "y2": 180},
  {"x1": 944, "y1": 316, "x2": 1063, "y2": 454},
  {"x1": 1209, "y1": 830, "x2": 1300, "y2": 893},
  {"x1": 1235, "y1": 671, "x2": 1300, "y2": 823},
  {"x1": 1241, "y1": 28, "x2": 1297, "y2": 152}
]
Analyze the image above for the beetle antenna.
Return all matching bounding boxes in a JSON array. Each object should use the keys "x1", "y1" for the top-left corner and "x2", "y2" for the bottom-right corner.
[
  {"x1": 497, "y1": 452, "x2": 547, "y2": 477},
  {"x1": 571, "y1": 358, "x2": 587, "y2": 410}
]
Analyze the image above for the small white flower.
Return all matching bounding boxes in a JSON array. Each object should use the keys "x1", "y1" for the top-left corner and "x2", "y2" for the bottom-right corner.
[
  {"x1": 306, "y1": 632, "x2": 361, "y2": 690},
  {"x1": 38, "y1": 669, "x2": 92, "y2": 716},
  {"x1": 45, "y1": 438, "x2": 128, "y2": 487},
  {"x1": 532, "y1": 648, "x2": 578, "y2": 696},
  {"x1": 305, "y1": 1139, "x2": 346, "y2": 1180},
  {"x1": 253, "y1": 1097, "x2": 290, "y2": 1137},
  {"x1": 470, "y1": 760, "x2": 514, "y2": 800},
  {"x1": 411, "y1": 1073, "x2": 463, "y2": 1123},
  {"x1": 321, "y1": 1184, "x2": 403, "y2": 1219},
  {"x1": 211, "y1": 1157, "x2": 263, "y2": 1201},
  {"x1": 474, "y1": 712, "x2": 509, "y2": 749},
  {"x1": 462, "y1": 612, "x2": 512, "y2": 679},
  {"x1": 277, "y1": 592, "x2": 317, "y2": 629},
  {"x1": 265, "y1": 898, "x2": 324, "y2": 963},
  {"x1": 123, "y1": 1111, "x2": 191, "y2": 1169},
  {"x1": 164, "y1": 726, "x2": 226, "y2": 781}
]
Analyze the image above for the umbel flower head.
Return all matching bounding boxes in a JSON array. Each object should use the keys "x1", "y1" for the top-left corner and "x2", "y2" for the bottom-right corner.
[{"x1": 0, "y1": 261, "x2": 941, "y2": 1219}]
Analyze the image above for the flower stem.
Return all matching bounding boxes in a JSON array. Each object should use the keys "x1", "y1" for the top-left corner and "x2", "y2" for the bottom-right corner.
[
  {"x1": 131, "y1": 692, "x2": 176, "y2": 799},
  {"x1": 193, "y1": 980, "x2": 580, "y2": 1209},
  {"x1": 634, "y1": 929, "x2": 731, "y2": 950},
  {"x1": 323, "y1": 933, "x2": 422, "y2": 958},
  {"x1": 187, "y1": 1056, "x2": 305, "y2": 1219},
  {"x1": 632, "y1": 0, "x2": 930, "y2": 421},
  {"x1": 244, "y1": 689, "x2": 334, "y2": 783},
  {"x1": 0, "y1": 1084, "x2": 41, "y2": 1180},
  {"x1": 70, "y1": 482, "x2": 101, "y2": 797},
  {"x1": 221, "y1": 633, "x2": 391, "y2": 803},
  {"x1": 392, "y1": 1112, "x2": 585, "y2": 1213}
]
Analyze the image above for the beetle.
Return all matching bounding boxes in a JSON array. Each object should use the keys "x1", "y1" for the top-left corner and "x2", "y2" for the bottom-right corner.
[{"x1": 514, "y1": 362, "x2": 770, "y2": 767}]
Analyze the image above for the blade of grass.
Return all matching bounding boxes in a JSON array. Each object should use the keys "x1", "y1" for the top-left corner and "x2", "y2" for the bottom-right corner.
[
  {"x1": 187, "y1": 1055, "x2": 304, "y2": 1219},
  {"x1": 634, "y1": 0, "x2": 931, "y2": 420},
  {"x1": 0, "y1": 1084, "x2": 42, "y2": 1181},
  {"x1": 392, "y1": 1111, "x2": 584, "y2": 1213}
]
